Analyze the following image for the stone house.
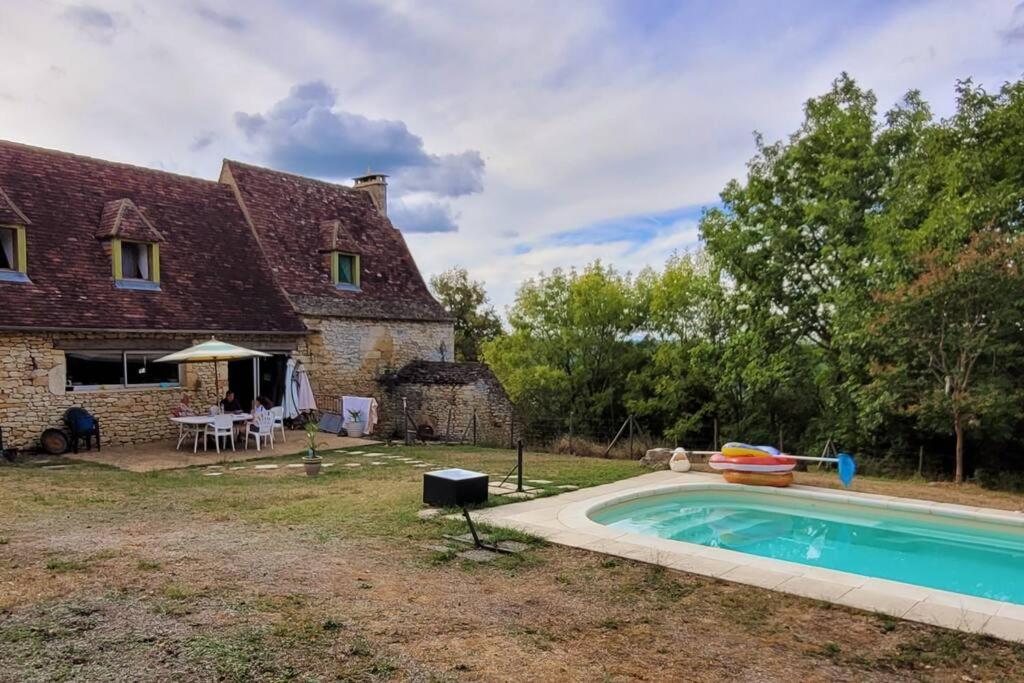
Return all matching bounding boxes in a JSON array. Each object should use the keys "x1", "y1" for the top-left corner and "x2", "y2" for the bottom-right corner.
[{"x1": 0, "y1": 139, "x2": 513, "y2": 451}]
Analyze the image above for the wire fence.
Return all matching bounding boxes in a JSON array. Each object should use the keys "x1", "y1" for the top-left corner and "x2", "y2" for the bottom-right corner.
[{"x1": 511, "y1": 412, "x2": 719, "y2": 459}]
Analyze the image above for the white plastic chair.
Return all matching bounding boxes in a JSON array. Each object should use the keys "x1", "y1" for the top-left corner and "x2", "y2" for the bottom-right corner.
[
  {"x1": 175, "y1": 421, "x2": 203, "y2": 453},
  {"x1": 270, "y1": 406, "x2": 286, "y2": 443},
  {"x1": 204, "y1": 414, "x2": 235, "y2": 453},
  {"x1": 245, "y1": 412, "x2": 275, "y2": 451}
]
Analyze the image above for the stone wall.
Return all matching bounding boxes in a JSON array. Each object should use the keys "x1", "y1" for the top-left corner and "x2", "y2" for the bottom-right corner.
[
  {"x1": 302, "y1": 317, "x2": 454, "y2": 423},
  {"x1": 0, "y1": 318, "x2": 455, "y2": 450},
  {"x1": 0, "y1": 331, "x2": 305, "y2": 451},
  {"x1": 379, "y1": 362, "x2": 516, "y2": 447}
]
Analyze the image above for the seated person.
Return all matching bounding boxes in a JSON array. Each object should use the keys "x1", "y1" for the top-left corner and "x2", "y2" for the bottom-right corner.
[
  {"x1": 220, "y1": 390, "x2": 243, "y2": 414},
  {"x1": 257, "y1": 395, "x2": 274, "y2": 411},
  {"x1": 171, "y1": 393, "x2": 195, "y2": 417}
]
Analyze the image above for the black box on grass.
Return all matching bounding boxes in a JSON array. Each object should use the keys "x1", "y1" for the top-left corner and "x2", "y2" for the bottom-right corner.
[{"x1": 423, "y1": 468, "x2": 489, "y2": 507}]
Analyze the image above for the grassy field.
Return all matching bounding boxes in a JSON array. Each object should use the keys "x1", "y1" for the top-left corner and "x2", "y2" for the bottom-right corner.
[{"x1": 2, "y1": 445, "x2": 1023, "y2": 682}]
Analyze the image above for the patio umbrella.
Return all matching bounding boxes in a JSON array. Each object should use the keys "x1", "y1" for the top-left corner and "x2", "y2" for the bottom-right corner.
[
  {"x1": 283, "y1": 358, "x2": 300, "y2": 420},
  {"x1": 156, "y1": 338, "x2": 270, "y2": 401}
]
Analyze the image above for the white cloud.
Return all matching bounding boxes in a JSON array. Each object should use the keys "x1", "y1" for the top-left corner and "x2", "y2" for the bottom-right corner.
[{"x1": 0, "y1": 0, "x2": 1020, "y2": 308}]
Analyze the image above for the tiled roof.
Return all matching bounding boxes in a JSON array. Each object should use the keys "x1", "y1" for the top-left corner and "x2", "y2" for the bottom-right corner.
[
  {"x1": 0, "y1": 140, "x2": 306, "y2": 333},
  {"x1": 95, "y1": 198, "x2": 165, "y2": 242},
  {"x1": 222, "y1": 160, "x2": 450, "y2": 323},
  {"x1": 393, "y1": 360, "x2": 501, "y2": 386},
  {"x1": 0, "y1": 185, "x2": 31, "y2": 225}
]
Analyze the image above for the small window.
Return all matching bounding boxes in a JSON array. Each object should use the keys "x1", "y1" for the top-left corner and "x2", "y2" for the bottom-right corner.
[
  {"x1": 333, "y1": 252, "x2": 361, "y2": 290},
  {"x1": 66, "y1": 351, "x2": 181, "y2": 391},
  {"x1": 114, "y1": 239, "x2": 160, "y2": 290},
  {"x1": 0, "y1": 225, "x2": 28, "y2": 282}
]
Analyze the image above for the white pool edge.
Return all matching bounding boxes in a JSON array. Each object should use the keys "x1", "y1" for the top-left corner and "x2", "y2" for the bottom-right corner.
[{"x1": 472, "y1": 470, "x2": 1024, "y2": 643}]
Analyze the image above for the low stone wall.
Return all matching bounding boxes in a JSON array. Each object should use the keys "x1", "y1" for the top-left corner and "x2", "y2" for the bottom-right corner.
[{"x1": 0, "y1": 331, "x2": 303, "y2": 451}]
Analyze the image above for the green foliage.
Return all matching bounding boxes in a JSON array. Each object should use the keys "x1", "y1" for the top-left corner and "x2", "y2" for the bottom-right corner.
[
  {"x1": 484, "y1": 262, "x2": 645, "y2": 429},
  {"x1": 430, "y1": 266, "x2": 503, "y2": 361},
  {"x1": 476, "y1": 73, "x2": 1024, "y2": 480}
]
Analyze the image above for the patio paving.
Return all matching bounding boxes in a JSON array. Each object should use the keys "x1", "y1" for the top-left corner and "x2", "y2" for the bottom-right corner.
[{"x1": 66, "y1": 433, "x2": 380, "y2": 472}]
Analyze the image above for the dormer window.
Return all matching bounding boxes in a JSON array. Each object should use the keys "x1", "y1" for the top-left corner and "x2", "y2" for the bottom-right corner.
[
  {"x1": 332, "y1": 252, "x2": 361, "y2": 291},
  {"x1": 95, "y1": 198, "x2": 165, "y2": 291},
  {"x1": 319, "y1": 219, "x2": 362, "y2": 292},
  {"x1": 0, "y1": 226, "x2": 24, "y2": 271},
  {"x1": 0, "y1": 186, "x2": 31, "y2": 283},
  {"x1": 114, "y1": 239, "x2": 160, "y2": 288}
]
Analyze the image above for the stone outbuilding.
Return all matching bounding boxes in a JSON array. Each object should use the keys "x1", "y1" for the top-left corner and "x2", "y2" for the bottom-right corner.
[
  {"x1": 381, "y1": 360, "x2": 516, "y2": 447},
  {"x1": 0, "y1": 139, "x2": 507, "y2": 451}
]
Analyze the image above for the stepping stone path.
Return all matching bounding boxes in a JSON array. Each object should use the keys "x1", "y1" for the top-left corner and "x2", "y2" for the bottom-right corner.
[
  {"x1": 230, "y1": 466, "x2": 246, "y2": 470},
  {"x1": 42, "y1": 465, "x2": 68, "y2": 470},
  {"x1": 347, "y1": 451, "x2": 365, "y2": 455},
  {"x1": 457, "y1": 549, "x2": 500, "y2": 562},
  {"x1": 204, "y1": 472, "x2": 223, "y2": 477},
  {"x1": 527, "y1": 479, "x2": 552, "y2": 484},
  {"x1": 556, "y1": 485, "x2": 579, "y2": 490},
  {"x1": 344, "y1": 463, "x2": 362, "y2": 468},
  {"x1": 254, "y1": 464, "x2": 278, "y2": 470},
  {"x1": 286, "y1": 464, "x2": 304, "y2": 468},
  {"x1": 322, "y1": 463, "x2": 335, "y2": 468},
  {"x1": 414, "y1": 464, "x2": 430, "y2": 468},
  {"x1": 371, "y1": 462, "x2": 385, "y2": 465},
  {"x1": 417, "y1": 508, "x2": 443, "y2": 520}
]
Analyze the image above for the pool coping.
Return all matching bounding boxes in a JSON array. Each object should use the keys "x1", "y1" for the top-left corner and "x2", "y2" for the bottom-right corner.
[{"x1": 472, "y1": 470, "x2": 1024, "y2": 643}]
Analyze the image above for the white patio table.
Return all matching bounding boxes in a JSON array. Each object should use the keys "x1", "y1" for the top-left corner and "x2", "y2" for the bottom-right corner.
[{"x1": 171, "y1": 414, "x2": 252, "y2": 453}]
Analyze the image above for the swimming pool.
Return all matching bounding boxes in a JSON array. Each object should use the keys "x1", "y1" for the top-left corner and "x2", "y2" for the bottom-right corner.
[{"x1": 590, "y1": 489, "x2": 1024, "y2": 604}]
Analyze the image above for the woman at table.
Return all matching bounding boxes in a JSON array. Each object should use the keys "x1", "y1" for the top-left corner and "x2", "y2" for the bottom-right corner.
[
  {"x1": 171, "y1": 393, "x2": 196, "y2": 417},
  {"x1": 220, "y1": 390, "x2": 243, "y2": 414}
]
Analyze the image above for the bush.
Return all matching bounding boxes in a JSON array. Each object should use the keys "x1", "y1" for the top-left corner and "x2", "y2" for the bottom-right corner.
[
  {"x1": 545, "y1": 433, "x2": 656, "y2": 459},
  {"x1": 974, "y1": 468, "x2": 1024, "y2": 493}
]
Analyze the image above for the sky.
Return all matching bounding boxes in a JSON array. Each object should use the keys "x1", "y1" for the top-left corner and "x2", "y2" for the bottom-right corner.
[{"x1": 1, "y1": 0, "x2": 1023, "y2": 310}]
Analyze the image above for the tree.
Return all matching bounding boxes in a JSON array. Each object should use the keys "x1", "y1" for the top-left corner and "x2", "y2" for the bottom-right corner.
[
  {"x1": 483, "y1": 263, "x2": 645, "y2": 432},
  {"x1": 429, "y1": 267, "x2": 502, "y2": 362},
  {"x1": 868, "y1": 230, "x2": 1024, "y2": 482}
]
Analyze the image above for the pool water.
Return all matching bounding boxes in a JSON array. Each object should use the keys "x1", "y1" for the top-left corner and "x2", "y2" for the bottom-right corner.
[{"x1": 590, "y1": 490, "x2": 1024, "y2": 604}]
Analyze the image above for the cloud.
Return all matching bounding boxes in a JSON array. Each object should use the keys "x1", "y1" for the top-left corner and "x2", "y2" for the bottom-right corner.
[
  {"x1": 392, "y1": 150, "x2": 484, "y2": 197},
  {"x1": 235, "y1": 81, "x2": 485, "y2": 198},
  {"x1": 1003, "y1": 2, "x2": 1024, "y2": 43},
  {"x1": 194, "y1": 5, "x2": 247, "y2": 32},
  {"x1": 389, "y1": 197, "x2": 459, "y2": 233},
  {"x1": 190, "y1": 132, "x2": 215, "y2": 151},
  {"x1": 62, "y1": 5, "x2": 118, "y2": 43}
]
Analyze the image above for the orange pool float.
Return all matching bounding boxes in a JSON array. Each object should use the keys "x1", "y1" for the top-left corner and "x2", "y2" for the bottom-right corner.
[{"x1": 722, "y1": 470, "x2": 794, "y2": 487}]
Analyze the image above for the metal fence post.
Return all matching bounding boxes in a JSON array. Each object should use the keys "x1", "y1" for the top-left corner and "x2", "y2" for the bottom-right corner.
[
  {"x1": 569, "y1": 411, "x2": 574, "y2": 456},
  {"x1": 402, "y1": 397, "x2": 410, "y2": 446},
  {"x1": 517, "y1": 439, "x2": 524, "y2": 492}
]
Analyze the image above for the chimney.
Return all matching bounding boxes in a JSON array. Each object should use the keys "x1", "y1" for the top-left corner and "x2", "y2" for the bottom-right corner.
[{"x1": 353, "y1": 172, "x2": 388, "y2": 217}]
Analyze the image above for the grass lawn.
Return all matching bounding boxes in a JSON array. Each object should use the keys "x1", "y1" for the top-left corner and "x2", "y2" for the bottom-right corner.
[{"x1": 2, "y1": 445, "x2": 1023, "y2": 682}]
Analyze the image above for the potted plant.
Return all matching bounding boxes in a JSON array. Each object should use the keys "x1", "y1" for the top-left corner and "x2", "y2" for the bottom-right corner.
[
  {"x1": 303, "y1": 420, "x2": 323, "y2": 476},
  {"x1": 345, "y1": 409, "x2": 365, "y2": 438}
]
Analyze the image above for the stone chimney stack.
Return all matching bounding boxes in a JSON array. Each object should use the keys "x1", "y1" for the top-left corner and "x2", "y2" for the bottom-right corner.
[{"x1": 353, "y1": 172, "x2": 388, "y2": 217}]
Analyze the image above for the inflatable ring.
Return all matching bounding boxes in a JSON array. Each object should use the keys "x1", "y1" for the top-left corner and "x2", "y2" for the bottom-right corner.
[
  {"x1": 723, "y1": 470, "x2": 793, "y2": 487},
  {"x1": 708, "y1": 453, "x2": 796, "y2": 472},
  {"x1": 721, "y1": 442, "x2": 774, "y2": 458}
]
